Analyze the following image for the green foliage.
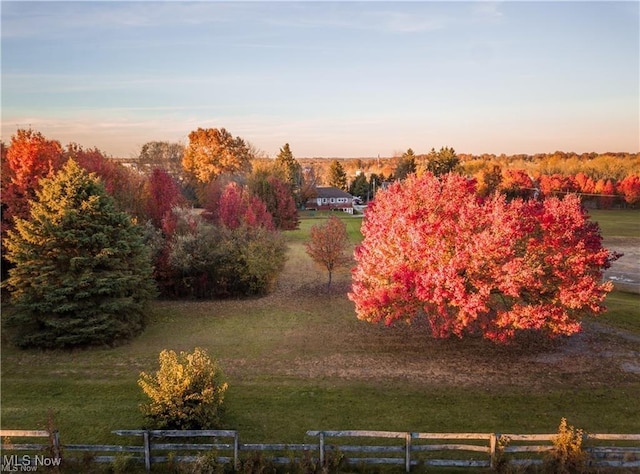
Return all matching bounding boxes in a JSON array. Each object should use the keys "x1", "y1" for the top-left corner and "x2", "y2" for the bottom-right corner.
[
  {"x1": 327, "y1": 160, "x2": 348, "y2": 190},
  {"x1": 274, "y1": 143, "x2": 302, "y2": 189},
  {"x1": 110, "y1": 453, "x2": 137, "y2": 474},
  {"x1": 137, "y1": 140, "x2": 185, "y2": 183},
  {"x1": 424, "y1": 146, "x2": 459, "y2": 176},
  {"x1": 544, "y1": 418, "x2": 588, "y2": 474},
  {"x1": 394, "y1": 148, "x2": 417, "y2": 180},
  {"x1": 138, "y1": 347, "x2": 228, "y2": 430},
  {"x1": 349, "y1": 173, "x2": 369, "y2": 200},
  {"x1": 166, "y1": 209, "x2": 286, "y2": 298},
  {"x1": 3, "y1": 159, "x2": 157, "y2": 348}
]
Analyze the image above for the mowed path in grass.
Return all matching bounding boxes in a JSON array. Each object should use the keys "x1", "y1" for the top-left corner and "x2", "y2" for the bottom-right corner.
[{"x1": 1, "y1": 211, "x2": 639, "y2": 444}]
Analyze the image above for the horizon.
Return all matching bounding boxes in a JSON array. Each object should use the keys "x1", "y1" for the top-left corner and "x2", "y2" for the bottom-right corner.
[{"x1": 2, "y1": 1, "x2": 639, "y2": 159}]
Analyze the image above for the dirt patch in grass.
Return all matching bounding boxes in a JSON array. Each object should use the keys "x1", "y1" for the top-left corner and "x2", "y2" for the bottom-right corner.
[
  {"x1": 603, "y1": 236, "x2": 640, "y2": 292},
  {"x1": 267, "y1": 315, "x2": 640, "y2": 393}
]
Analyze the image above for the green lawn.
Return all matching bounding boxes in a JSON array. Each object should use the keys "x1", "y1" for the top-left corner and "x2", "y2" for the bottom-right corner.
[
  {"x1": 596, "y1": 290, "x2": 640, "y2": 334},
  {"x1": 589, "y1": 208, "x2": 640, "y2": 237},
  {"x1": 1, "y1": 209, "x2": 639, "y2": 452}
]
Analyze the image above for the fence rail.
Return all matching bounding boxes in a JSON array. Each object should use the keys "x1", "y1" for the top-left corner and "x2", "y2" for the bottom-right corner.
[{"x1": 2, "y1": 429, "x2": 639, "y2": 472}]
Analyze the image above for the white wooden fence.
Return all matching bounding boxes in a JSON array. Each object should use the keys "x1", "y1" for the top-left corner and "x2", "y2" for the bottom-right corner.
[{"x1": 2, "y1": 428, "x2": 639, "y2": 472}]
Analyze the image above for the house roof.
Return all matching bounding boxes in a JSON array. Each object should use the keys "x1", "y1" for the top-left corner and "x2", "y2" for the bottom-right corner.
[{"x1": 314, "y1": 186, "x2": 353, "y2": 199}]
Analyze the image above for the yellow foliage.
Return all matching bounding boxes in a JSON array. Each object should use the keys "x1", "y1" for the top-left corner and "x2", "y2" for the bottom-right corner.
[
  {"x1": 546, "y1": 417, "x2": 588, "y2": 473},
  {"x1": 138, "y1": 347, "x2": 228, "y2": 430}
]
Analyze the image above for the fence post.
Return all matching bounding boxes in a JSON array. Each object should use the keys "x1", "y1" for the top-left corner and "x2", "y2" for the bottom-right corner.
[
  {"x1": 319, "y1": 432, "x2": 325, "y2": 467},
  {"x1": 143, "y1": 430, "x2": 151, "y2": 472},
  {"x1": 405, "y1": 432, "x2": 411, "y2": 473},
  {"x1": 490, "y1": 433, "x2": 498, "y2": 470},
  {"x1": 233, "y1": 431, "x2": 239, "y2": 471},
  {"x1": 52, "y1": 430, "x2": 61, "y2": 461}
]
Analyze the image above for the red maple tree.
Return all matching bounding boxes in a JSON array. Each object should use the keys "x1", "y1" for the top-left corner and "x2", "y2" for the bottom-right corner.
[
  {"x1": 203, "y1": 181, "x2": 274, "y2": 231},
  {"x1": 349, "y1": 173, "x2": 619, "y2": 343},
  {"x1": 143, "y1": 168, "x2": 185, "y2": 228},
  {"x1": 618, "y1": 175, "x2": 640, "y2": 206},
  {"x1": 71, "y1": 145, "x2": 147, "y2": 219}
]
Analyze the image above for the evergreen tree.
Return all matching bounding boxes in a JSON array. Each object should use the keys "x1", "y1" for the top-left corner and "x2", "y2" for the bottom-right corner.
[
  {"x1": 424, "y1": 146, "x2": 459, "y2": 176},
  {"x1": 349, "y1": 173, "x2": 369, "y2": 200},
  {"x1": 368, "y1": 173, "x2": 383, "y2": 200},
  {"x1": 274, "y1": 143, "x2": 301, "y2": 189},
  {"x1": 328, "y1": 160, "x2": 348, "y2": 190},
  {"x1": 4, "y1": 159, "x2": 157, "y2": 348},
  {"x1": 394, "y1": 148, "x2": 417, "y2": 180}
]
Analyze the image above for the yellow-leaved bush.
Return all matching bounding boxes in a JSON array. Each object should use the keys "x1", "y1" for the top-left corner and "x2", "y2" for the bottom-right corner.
[
  {"x1": 138, "y1": 347, "x2": 228, "y2": 430},
  {"x1": 545, "y1": 417, "x2": 588, "y2": 473}
]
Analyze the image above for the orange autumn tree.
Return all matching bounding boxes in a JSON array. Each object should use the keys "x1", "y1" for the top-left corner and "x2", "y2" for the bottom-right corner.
[
  {"x1": 349, "y1": 173, "x2": 619, "y2": 343},
  {"x1": 305, "y1": 215, "x2": 351, "y2": 287},
  {"x1": 182, "y1": 127, "x2": 252, "y2": 186},
  {"x1": 618, "y1": 174, "x2": 640, "y2": 206},
  {"x1": 2, "y1": 129, "x2": 65, "y2": 234}
]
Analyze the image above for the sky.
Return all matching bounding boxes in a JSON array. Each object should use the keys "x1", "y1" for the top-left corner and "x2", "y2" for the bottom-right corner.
[{"x1": 1, "y1": 1, "x2": 639, "y2": 159}]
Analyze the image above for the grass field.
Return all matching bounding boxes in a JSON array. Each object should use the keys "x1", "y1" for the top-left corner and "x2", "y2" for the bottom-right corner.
[
  {"x1": 588, "y1": 208, "x2": 640, "y2": 237},
  {"x1": 1, "y1": 209, "x2": 639, "y2": 451}
]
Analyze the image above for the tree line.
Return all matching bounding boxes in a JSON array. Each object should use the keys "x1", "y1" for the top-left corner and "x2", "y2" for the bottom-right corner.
[{"x1": 0, "y1": 128, "x2": 305, "y2": 348}]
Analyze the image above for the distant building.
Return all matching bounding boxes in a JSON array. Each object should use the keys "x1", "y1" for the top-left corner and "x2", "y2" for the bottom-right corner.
[{"x1": 305, "y1": 186, "x2": 354, "y2": 214}]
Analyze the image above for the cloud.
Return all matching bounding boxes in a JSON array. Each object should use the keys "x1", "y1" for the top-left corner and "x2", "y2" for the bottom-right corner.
[
  {"x1": 1, "y1": 2, "x2": 249, "y2": 39},
  {"x1": 261, "y1": 2, "x2": 505, "y2": 34}
]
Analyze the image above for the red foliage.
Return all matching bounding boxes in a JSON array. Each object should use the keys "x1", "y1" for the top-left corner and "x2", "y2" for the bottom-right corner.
[
  {"x1": 500, "y1": 169, "x2": 535, "y2": 199},
  {"x1": 144, "y1": 168, "x2": 184, "y2": 228},
  {"x1": 217, "y1": 182, "x2": 245, "y2": 229},
  {"x1": 71, "y1": 145, "x2": 146, "y2": 218},
  {"x1": 204, "y1": 181, "x2": 274, "y2": 231},
  {"x1": 265, "y1": 176, "x2": 299, "y2": 230},
  {"x1": 617, "y1": 175, "x2": 640, "y2": 205},
  {"x1": 574, "y1": 172, "x2": 596, "y2": 194},
  {"x1": 594, "y1": 179, "x2": 616, "y2": 209},
  {"x1": 538, "y1": 173, "x2": 578, "y2": 197},
  {"x1": 5, "y1": 129, "x2": 64, "y2": 191},
  {"x1": 2, "y1": 129, "x2": 64, "y2": 228},
  {"x1": 349, "y1": 173, "x2": 618, "y2": 343}
]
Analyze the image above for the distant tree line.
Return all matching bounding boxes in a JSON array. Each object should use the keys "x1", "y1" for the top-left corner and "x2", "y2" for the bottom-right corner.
[{"x1": 296, "y1": 149, "x2": 640, "y2": 207}]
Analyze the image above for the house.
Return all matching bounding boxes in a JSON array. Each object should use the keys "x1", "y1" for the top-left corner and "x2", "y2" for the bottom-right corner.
[{"x1": 305, "y1": 186, "x2": 354, "y2": 214}]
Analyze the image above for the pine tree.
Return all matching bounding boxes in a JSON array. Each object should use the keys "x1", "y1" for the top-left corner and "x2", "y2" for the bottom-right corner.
[
  {"x1": 424, "y1": 146, "x2": 459, "y2": 176},
  {"x1": 4, "y1": 159, "x2": 158, "y2": 348},
  {"x1": 394, "y1": 149, "x2": 417, "y2": 180},
  {"x1": 328, "y1": 160, "x2": 348, "y2": 190},
  {"x1": 349, "y1": 173, "x2": 369, "y2": 200},
  {"x1": 274, "y1": 143, "x2": 301, "y2": 189}
]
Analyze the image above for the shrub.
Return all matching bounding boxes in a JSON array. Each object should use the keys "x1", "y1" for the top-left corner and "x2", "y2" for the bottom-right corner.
[
  {"x1": 165, "y1": 208, "x2": 286, "y2": 298},
  {"x1": 544, "y1": 418, "x2": 588, "y2": 473},
  {"x1": 138, "y1": 348, "x2": 228, "y2": 430}
]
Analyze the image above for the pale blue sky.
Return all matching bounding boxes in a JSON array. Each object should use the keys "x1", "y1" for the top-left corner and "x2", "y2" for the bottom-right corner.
[{"x1": 1, "y1": 1, "x2": 638, "y2": 158}]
